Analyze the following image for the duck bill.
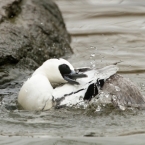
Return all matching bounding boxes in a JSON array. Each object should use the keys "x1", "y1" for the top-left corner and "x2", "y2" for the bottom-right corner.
[
  {"x1": 67, "y1": 71, "x2": 87, "y2": 79},
  {"x1": 63, "y1": 75, "x2": 79, "y2": 85},
  {"x1": 64, "y1": 71, "x2": 87, "y2": 85}
]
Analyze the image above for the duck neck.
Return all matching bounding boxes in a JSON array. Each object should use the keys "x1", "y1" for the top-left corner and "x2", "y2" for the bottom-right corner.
[
  {"x1": 32, "y1": 62, "x2": 66, "y2": 84},
  {"x1": 32, "y1": 66, "x2": 47, "y2": 77}
]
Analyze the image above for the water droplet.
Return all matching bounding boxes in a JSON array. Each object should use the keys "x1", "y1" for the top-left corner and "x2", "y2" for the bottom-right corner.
[
  {"x1": 103, "y1": 104, "x2": 106, "y2": 107},
  {"x1": 95, "y1": 105, "x2": 101, "y2": 112},
  {"x1": 90, "y1": 46, "x2": 96, "y2": 49},
  {"x1": 90, "y1": 53, "x2": 95, "y2": 57},
  {"x1": 109, "y1": 83, "x2": 114, "y2": 86},
  {"x1": 115, "y1": 86, "x2": 120, "y2": 91},
  {"x1": 118, "y1": 105, "x2": 126, "y2": 110},
  {"x1": 90, "y1": 60, "x2": 96, "y2": 69},
  {"x1": 105, "y1": 94, "x2": 109, "y2": 98},
  {"x1": 112, "y1": 95, "x2": 117, "y2": 101}
]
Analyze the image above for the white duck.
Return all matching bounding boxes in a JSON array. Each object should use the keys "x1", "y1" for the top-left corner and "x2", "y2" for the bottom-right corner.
[
  {"x1": 18, "y1": 58, "x2": 87, "y2": 111},
  {"x1": 18, "y1": 58, "x2": 145, "y2": 111}
]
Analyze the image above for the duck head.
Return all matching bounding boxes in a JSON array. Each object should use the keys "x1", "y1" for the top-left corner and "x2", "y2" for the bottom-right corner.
[{"x1": 33, "y1": 58, "x2": 87, "y2": 85}]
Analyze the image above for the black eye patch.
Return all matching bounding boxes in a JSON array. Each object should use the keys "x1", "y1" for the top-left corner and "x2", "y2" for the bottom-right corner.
[
  {"x1": 59, "y1": 64, "x2": 87, "y2": 85},
  {"x1": 59, "y1": 64, "x2": 71, "y2": 76}
]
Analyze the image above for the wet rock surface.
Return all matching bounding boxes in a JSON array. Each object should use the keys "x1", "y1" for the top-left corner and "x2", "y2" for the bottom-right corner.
[{"x1": 0, "y1": 0, "x2": 72, "y2": 86}]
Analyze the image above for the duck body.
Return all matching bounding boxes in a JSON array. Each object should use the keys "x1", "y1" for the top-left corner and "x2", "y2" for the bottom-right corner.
[
  {"x1": 18, "y1": 58, "x2": 145, "y2": 111},
  {"x1": 101, "y1": 74, "x2": 145, "y2": 108},
  {"x1": 53, "y1": 65, "x2": 119, "y2": 107},
  {"x1": 18, "y1": 74, "x2": 53, "y2": 111},
  {"x1": 18, "y1": 58, "x2": 87, "y2": 111},
  {"x1": 54, "y1": 73, "x2": 145, "y2": 110}
]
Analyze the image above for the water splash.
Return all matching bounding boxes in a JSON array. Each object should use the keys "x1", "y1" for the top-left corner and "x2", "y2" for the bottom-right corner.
[
  {"x1": 118, "y1": 104, "x2": 126, "y2": 111},
  {"x1": 115, "y1": 86, "x2": 120, "y2": 92},
  {"x1": 90, "y1": 60, "x2": 96, "y2": 69},
  {"x1": 90, "y1": 53, "x2": 95, "y2": 57},
  {"x1": 95, "y1": 105, "x2": 101, "y2": 112},
  {"x1": 112, "y1": 95, "x2": 117, "y2": 101}
]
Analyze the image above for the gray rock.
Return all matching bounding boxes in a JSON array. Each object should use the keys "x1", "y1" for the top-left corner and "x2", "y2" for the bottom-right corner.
[{"x1": 0, "y1": 0, "x2": 72, "y2": 86}]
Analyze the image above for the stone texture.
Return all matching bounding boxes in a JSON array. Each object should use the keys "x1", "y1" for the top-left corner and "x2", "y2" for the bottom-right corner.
[
  {"x1": 0, "y1": 0, "x2": 72, "y2": 85},
  {"x1": 0, "y1": 0, "x2": 72, "y2": 67}
]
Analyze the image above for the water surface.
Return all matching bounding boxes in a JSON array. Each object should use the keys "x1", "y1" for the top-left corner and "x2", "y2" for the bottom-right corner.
[{"x1": 1, "y1": 0, "x2": 145, "y2": 144}]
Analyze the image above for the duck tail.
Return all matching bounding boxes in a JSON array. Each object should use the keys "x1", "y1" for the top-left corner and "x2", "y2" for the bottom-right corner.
[{"x1": 97, "y1": 65, "x2": 119, "y2": 80}]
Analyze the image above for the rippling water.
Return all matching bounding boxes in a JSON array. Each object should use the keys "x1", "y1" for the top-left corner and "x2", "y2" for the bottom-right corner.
[{"x1": 1, "y1": 0, "x2": 145, "y2": 144}]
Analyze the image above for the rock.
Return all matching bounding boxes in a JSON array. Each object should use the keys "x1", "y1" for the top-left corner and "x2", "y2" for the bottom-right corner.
[{"x1": 0, "y1": 0, "x2": 72, "y2": 86}]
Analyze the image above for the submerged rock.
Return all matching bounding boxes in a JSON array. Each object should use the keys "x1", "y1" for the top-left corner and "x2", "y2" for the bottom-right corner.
[{"x1": 0, "y1": 0, "x2": 72, "y2": 86}]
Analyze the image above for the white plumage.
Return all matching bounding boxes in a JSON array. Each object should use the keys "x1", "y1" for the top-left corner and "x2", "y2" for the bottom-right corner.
[
  {"x1": 18, "y1": 74, "x2": 53, "y2": 111},
  {"x1": 19, "y1": 58, "x2": 135, "y2": 111},
  {"x1": 53, "y1": 65, "x2": 119, "y2": 107}
]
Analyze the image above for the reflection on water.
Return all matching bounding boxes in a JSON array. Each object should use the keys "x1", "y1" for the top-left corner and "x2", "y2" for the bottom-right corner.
[{"x1": 1, "y1": 0, "x2": 145, "y2": 143}]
